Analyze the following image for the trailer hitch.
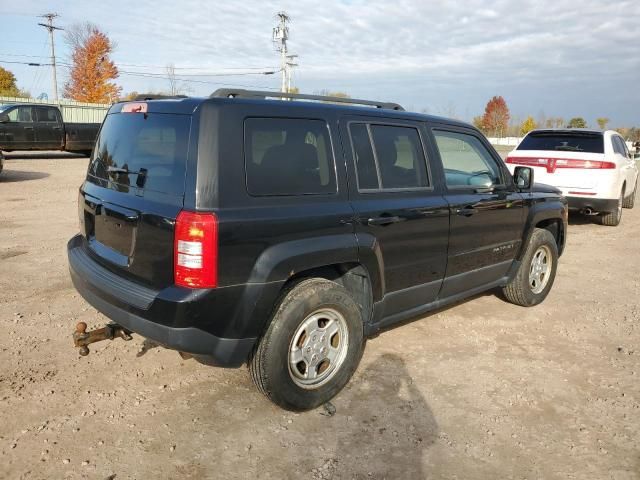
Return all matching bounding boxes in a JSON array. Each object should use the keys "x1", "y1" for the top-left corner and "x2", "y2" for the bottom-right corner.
[{"x1": 73, "y1": 322, "x2": 133, "y2": 356}]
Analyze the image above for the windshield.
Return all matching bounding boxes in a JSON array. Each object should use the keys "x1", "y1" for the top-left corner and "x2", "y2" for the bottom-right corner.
[
  {"x1": 0, "y1": 104, "x2": 14, "y2": 112},
  {"x1": 87, "y1": 112, "x2": 191, "y2": 196},
  {"x1": 517, "y1": 132, "x2": 604, "y2": 154}
]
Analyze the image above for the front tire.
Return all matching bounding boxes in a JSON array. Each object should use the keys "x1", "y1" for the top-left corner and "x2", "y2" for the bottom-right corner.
[
  {"x1": 502, "y1": 228, "x2": 558, "y2": 307},
  {"x1": 598, "y1": 188, "x2": 624, "y2": 226},
  {"x1": 249, "y1": 278, "x2": 365, "y2": 411}
]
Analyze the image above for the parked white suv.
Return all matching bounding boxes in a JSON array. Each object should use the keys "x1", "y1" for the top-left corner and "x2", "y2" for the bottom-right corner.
[{"x1": 506, "y1": 129, "x2": 638, "y2": 226}]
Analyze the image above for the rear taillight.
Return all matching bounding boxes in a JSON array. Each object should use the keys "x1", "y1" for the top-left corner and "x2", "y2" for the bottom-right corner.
[
  {"x1": 174, "y1": 211, "x2": 218, "y2": 289},
  {"x1": 558, "y1": 159, "x2": 616, "y2": 169},
  {"x1": 505, "y1": 157, "x2": 545, "y2": 167},
  {"x1": 506, "y1": 157, "x2": 616, "y2": 173}
]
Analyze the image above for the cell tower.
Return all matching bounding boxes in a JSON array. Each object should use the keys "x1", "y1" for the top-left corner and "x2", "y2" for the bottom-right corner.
[{"x1": 273, "y1": 12, "x2": 297, "y2": 93}]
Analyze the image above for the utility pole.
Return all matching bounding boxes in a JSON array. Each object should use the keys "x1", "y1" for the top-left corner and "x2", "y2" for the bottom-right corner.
[
  {"x1": 38, "y1": 13, "x2": 63, "y2": 103},
  {"x1": 272, "y1": 12, "x2": 297, "y2": 93},
  {"x1": 286, "y1": 54, "x2": 298, "y2": 93}
]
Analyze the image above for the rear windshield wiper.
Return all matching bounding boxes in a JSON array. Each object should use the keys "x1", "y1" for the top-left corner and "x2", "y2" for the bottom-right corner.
[
  {"x1": 107, "y1": 166, "x2": 148, "y2": 187},
  {"x1": 108, "y1": 166, "x2": 142, "y2": 175}
]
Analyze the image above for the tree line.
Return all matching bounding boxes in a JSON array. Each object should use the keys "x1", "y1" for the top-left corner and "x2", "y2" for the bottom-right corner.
[{"x1": 471, "y1": 95, "x2": 640, "y2": 141}]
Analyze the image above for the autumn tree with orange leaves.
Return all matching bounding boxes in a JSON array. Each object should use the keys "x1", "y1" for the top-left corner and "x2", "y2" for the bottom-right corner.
[
  {"x1": 64, "y1": 23, "x2": 121, "y2": 103},
  {"x1": 480, "y1": 96, "x2": 510, "y2": 137}
]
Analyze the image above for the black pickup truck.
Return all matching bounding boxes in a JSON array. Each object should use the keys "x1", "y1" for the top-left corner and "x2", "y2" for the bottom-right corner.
[
  {"x1": 0, "y1": 104, "x2": 100, "y2": 159},
  {"x1": 68, "y1": 90, "x2": 568, "y2": 411}
]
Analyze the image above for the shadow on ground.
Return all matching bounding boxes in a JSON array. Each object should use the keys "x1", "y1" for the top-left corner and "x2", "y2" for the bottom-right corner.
[
  {"x1": 0, "y1": 170, "x2": 50, "y2": 183},
  {"x1": 146, "y1": 353, "x2": 439, "y2": 478},
  {"x1": 333, "y1": 353, "x2": 439, "y2": 478},
  {"x1": 568, "y1": 212, "x2": 598, "y2": 226}
]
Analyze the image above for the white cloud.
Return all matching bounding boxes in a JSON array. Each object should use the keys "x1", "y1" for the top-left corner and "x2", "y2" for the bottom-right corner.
[{"x1": 3, "y1": 0, "x2": 639, "y2": 124}]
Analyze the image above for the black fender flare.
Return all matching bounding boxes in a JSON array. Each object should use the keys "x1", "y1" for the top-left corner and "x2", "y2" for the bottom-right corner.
[
  {"x1": 247, "y1": 234, "x2": 360, "y2": 285},
  {"x1": 229, "y1": 234, "x2": 361, "y2": 338},
  {"x1": 518, "y1": 198, "x2": 567, "y2": 261},
  {"x1": 352, "y1": 232, "x2": 385, "y2": 302}
]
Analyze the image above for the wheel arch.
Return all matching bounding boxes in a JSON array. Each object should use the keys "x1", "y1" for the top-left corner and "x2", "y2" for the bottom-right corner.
[
  {"x1": 244, "y1": 234, "x2": 380, "y2": 331},
  {"x1": 518, "y1": 202, "x2": 567, "y2": 260},
  {"x1": 283, "y1": 263, "x2": 375, "y2": 327}
]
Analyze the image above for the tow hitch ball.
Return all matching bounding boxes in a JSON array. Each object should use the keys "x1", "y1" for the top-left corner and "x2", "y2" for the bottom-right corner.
[{"x1": 73, "y1": 322, "x2": 133, "y2": 356}]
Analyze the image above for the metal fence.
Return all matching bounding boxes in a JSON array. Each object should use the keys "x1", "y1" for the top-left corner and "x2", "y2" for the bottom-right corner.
[
  {"x1": 0, "y1": 96, "x2": 110, "y2": 123},
  {"x1": 487, "y1": 136, "x2": 522, "y2": 146}
]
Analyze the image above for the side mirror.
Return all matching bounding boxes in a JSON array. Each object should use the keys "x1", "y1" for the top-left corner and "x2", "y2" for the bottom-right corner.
[
  {"x1": 514, "y1": 166, "x2": 534, "y2": 191},
  {"x1": 0, "y1": 113, "x2": 9, "y2": 123}
]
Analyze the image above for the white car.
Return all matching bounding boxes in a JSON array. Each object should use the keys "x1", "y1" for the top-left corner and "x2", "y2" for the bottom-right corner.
[{"x1": 506, "y1": 129, "x2": 638, "y2": 226}]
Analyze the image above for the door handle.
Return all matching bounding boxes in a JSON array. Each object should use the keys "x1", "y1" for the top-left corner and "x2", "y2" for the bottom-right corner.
[
  {"x1": 24, "y1": 126, "x2": 34, "y2": 130},
  {"x1": 456, "y1": 206, "x2": 478, "y2": 217},
  {"x1": 367, "y1": 215, "x2": 403, "y2": 226}
]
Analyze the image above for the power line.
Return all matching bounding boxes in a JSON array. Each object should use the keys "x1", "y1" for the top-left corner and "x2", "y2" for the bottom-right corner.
[
  {"x1": 107, "y1": 68, "x2": 280, "y2": 77},
  {"x1": 0, "y1": 52, "x2": 51, "y2": 58},
  {"x1": 0, "y1": 56, "x2": 279, "y2": 76},
  {"x1": 53, "y1": 63, "x2": 279, "y2": 90},
  {"x1": 0, "y1": 59, "x2": 52, "y2": 66},
  {"x1": 1, "y1": 58, "x2": 281, "y2": 91},
  {"x1": 0, "y1": 60, "x2": 279, "y2": 93},
  {"x1": 112, "y1": 62, "x2": 279, "y2": 71},
  {"x1": 29, "y1": 38, "x2": 52, "y2": 96}
]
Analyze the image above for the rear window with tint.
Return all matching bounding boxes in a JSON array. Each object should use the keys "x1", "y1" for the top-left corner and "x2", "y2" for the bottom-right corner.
[
  {"x1": 517, "y1": 132, "x2": 604, "y2": 153},
  {"x1": 87, "y1": 113, "x2": 190, "y2": 196},
  {"x1": 244, "y1": 118, "x2": 336, "y2": 196},
  {"x1": 349, "y1": 123, "x2": 430, "y2": 190},
  {"x1": 35, "y1": 107, "x2": 59, "y2": 122}
]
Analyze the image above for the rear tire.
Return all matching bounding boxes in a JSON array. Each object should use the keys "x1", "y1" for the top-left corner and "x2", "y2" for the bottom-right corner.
[
  {"x1": 502, "y1": 228, "x2": 558, "y2": 307},
  {"x1": 622, "y1": 181, "x2": 636, "y2": 209},
  {"x1": 249, "y1": 278, "x2": 365, "y2": 411},
  {"x1": 598, "y1": 188, "x2": 624, "y2": 226}
]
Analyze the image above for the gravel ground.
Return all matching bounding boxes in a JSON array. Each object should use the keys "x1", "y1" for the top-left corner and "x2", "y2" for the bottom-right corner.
[{"x1": 0, "y1": 155, "x2": 638, "y2": 480}]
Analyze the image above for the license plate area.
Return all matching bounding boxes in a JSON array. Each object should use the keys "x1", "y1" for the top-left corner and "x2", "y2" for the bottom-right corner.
[{"x1": 93, "y1": 203, "x2": 139, "y2": 259}]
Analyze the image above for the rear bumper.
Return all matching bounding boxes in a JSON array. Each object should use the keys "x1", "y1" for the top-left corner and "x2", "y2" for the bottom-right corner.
[
  {"x1": 67, "y1": 235, "x2": 258, "y2": 367},
  {"x1": 567, "y1": 196, "x2": 618, "y2": 213}
]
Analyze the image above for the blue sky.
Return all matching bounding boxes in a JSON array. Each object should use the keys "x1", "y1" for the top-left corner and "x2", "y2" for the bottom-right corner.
[{"x1": 1, "y1": 1, "x2": 639, "y2": 127}]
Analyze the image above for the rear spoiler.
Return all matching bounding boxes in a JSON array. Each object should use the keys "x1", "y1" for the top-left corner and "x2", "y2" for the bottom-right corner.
[{"x1": 133, "y1": 94, "x2": 188, "y2": 101}]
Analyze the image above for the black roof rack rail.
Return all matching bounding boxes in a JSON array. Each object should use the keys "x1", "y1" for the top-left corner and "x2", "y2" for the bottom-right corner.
[
  {"x1": 210, "y1": 88, "x2": 404, "y2": 111},
  {"x1": 133, "y1": 94, "x2": 188, "y2": 101}
]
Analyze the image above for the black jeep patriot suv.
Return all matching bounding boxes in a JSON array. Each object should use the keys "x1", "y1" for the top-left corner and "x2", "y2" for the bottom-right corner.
[{"x1": 68, "y1": 89, "x2": 568, "y2": 411}]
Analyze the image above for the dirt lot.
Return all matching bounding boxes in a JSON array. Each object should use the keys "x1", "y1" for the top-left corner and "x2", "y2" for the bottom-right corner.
[{"x1": 1, "y1": 155, "x2": 638, "y2": 480}]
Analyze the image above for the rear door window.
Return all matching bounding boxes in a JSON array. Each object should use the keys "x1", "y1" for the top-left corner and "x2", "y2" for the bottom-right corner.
[
  {"x1": 87, "y1": 113, "x2": 191, "y2": 196},
  {"x1": 517, "y1": 132, "x2": 604, "y2": 153},
  {"x1": 612, "y1": 136, "x2": 628, "y2": 156},
  {"x1": 349, "y1": 123, "x2": 430, "y2": 191},
  {"x1": 244, "y1": 118, "x2": 336, "y2": 196},
  {"x1": 35, "y1": 107, "x2": 59, "y2": 123}
]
